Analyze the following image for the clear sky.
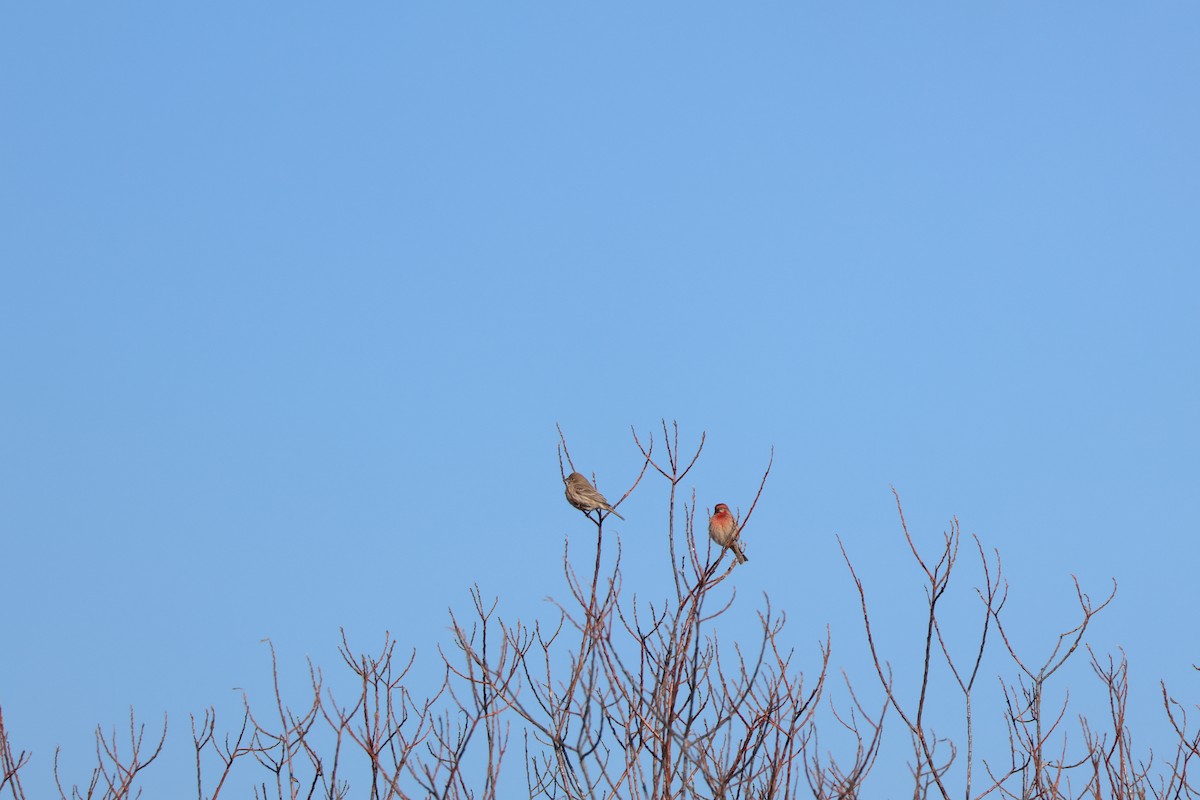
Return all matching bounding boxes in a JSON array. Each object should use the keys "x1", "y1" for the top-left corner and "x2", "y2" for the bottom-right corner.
[{"x1": 2, "y1": 4, "x2": 1197, "y2": 797}]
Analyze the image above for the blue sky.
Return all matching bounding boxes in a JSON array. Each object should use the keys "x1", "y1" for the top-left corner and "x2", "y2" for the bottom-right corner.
[{"x1": 2, "y1": 3, "x2": 1198, "y2": 796}]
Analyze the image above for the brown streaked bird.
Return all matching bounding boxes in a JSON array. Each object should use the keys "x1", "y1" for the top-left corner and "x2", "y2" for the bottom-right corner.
[
  {"x1": 564, "y1": 472, "x2": 625, "y2": 520},
  {"x1": 708, "y1": 503, "x2": 748, "y2": 564}
]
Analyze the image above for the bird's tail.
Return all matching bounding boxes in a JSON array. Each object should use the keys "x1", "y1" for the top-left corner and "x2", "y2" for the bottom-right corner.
[
  {"x1": 733, "y1": 543, "x2": 748, "y2": 564},
  {"x1": 606, "y1": 507, "x2": 625, "y2": 521}
]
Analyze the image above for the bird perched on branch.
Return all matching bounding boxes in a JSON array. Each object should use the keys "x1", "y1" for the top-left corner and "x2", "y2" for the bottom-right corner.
[
  {"x1": 564, "y1": 472, "x2": 625, "y2": 520},
  {"x1": 708, "y1": 503, "x2": 748, "y2": 564}
]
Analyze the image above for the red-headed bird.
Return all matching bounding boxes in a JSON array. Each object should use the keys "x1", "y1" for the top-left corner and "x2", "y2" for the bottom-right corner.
[{"x1": 708, "y1": 503, "x2": 748, "y2": 564}]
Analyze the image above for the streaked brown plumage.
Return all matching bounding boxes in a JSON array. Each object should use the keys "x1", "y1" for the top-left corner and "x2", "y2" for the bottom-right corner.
[
  {"x1": 564, "y1": 472, "x2": 625, "y2": 520},
  {"x1": 708, "y1": 503, "x2": 748, "y2": 564}
]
